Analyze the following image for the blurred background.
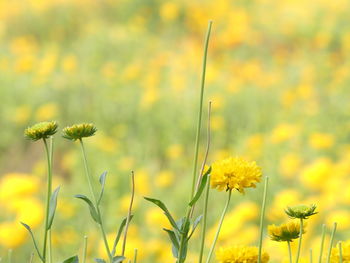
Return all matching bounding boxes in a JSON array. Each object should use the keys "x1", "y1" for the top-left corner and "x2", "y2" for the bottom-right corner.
[{"x1": 0, "y1": 0, "x2": 350, "y2": 262}]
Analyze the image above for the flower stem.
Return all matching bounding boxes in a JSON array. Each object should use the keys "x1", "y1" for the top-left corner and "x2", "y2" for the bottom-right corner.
[
  {"x1": 122, "y1": 172, "x2": 135, "y2": 257},
  {"x1": 8, "y1": 249, "x2": 12, "y2": 263},
  {"x1": 82, "y1": 236, "x2": 88, "y2": 263},
  {"x1": 258, "y1": 176, "x2": 269, "y2": 263},
  {"x1": 42, "y1": 137, "x2": 53, "y2": 261},
  {"x1": 79, "y1": 139, "x2": 112, "y2": 262},
  {"x1": 318, "y1": 224, "x2": 326, "y2": 263},
  {"x1": 133, "y1": 248, "x2": 138, "y2": 263},
  {"x1": 295, "y1": 218, "x2": 304, "y2": 263},
  {"x1": 205, "y1": 190, "x2": 232, "y2": 263},
  {"x1": 310, "y1": 248, "x2": 313, "y2": 263},
  {"x1": 29, "y1": 253, "x2": 34, "y2": 263},
  {"x1": 287, "y1": 241, "x2": 293, "y2": 263},
  {"x1": 198, "y1": 175, "x2": 211, "y2": 263},
  {"x1": 190, "y1": 20, "x2": 213, "y2": 198},
  {"x1": 326, "y1": 223, "x2": 337, "y2": 263},
  {"x1": 338, "y1": 242, "x2": 343, "y2": 263},
  {"x1": 48, "y1": 230, "x2": 52, "y2": 263}
]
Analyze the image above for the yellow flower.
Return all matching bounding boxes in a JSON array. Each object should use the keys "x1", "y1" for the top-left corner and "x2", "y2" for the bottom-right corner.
[
  {"x1": 0, "y1": 222, "x2": 27, "y2": 248},
  {"x1": 210, "y1": 157, "x2": 262, "y2": 193},
  {"x1": 62, "y1": 123, "x2": 97, "y2": 141},
  {"x1": 309, "y1": 133, "x2": 334, "y2": 150},
  {"x1": 216, "y1": 245, "x2": 269, "y2": 263},
  {"x1": 268, "y1": 221, "x2": 305, "y2": 242},
  {"x1": 330, "y1": 241, "x2": 350, "y2": 262},
  {"x1": 24, "y1": 121, "x2": 58, "y2": 141}
]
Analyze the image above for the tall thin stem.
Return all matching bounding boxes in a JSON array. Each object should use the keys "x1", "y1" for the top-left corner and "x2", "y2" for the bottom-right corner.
[
  {"x1": 319, "y1": 224, "x2": 326, "y2": 263},
  {"x1": 326, "y1": 223, "x2": 337, "y2": 263},
  {"x1": 48, "y1": 230, "x2": 52, "y2": 263},
  {"x1": 338, "y1": 242, "x2": 343, "y2": 263},
  {"x1": 295, "y1": 218, "x2": 304, "y2": 263},
  {"x1": 310, "y1": 248, "x2": 313, "y2": 263},
  {"x1": 82, "y1": 236, "x2": 88, "y2": 263},
  {"x1": 122, "y1": 172, "x2": 135, "y2": 256},
  {"x1": 198, "y1": 175, "x2": 211, "y2": 263},
  {"x1": 190, "y1": 20, "x2": 213, "y2": 198},
  {"x1": 42, "y1": 137, "x2": 53, "y2": 261},
  {"x1": 8, "y1": 250, "x2": 12, "y2": 263},
  {"x1": 133, "y1": 248, "x2": 138, "y2": 263},
  {"x1": 79, "y1": 139, "x2": 112, "y2": 262},
  {"x1": 258, "y1": 177, "x2": 269, "y2": 263},
  {"x1": 287, "y1": 241, "x2": 293, "y2": 263},
  {"x1": 205, "y1": 190, "x2": 232, "y2": 263},
  {"x1": 29, "y1": 253, "x2": 34, "y2": 263}
]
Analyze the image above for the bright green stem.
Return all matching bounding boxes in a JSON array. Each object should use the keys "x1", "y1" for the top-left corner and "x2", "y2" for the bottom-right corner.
[
  {"x1": 79, "y1": 139, "x2": 112, "y2": 263},
  {"x1": 48, "y1": 230, "x2": 52, "y2": 263},
  {"x1": 287, "y1": 241, "x2": 293, "y2": 263},
  {"x1": 310, "y1": 249, "x2": 313, "y2": 263},
  {"x1": 326, "y1": 223, "x2": 337, "y2": 263},
  {"x1": 295, "y1": 218, "x2": 304, "y2": 263},
  {"x1": 338, "y1": 242, "x2": 343, "y2": 263},
  {"x1": 258, "y1": 177, "x2": 269, "y2": 263},
  {"x1": 198, "y1": 175, "x2": 211, "y2": 263},
  {"x1": 319, "y1": 224, "x2": 326, "y2": 263},
  {"x1": 8, "y1": 250, "x2": 12, "y2": 263},
  {"x1": 205, "y1": 190, "x2": 232, "y2": 263},
  {"x1": 82, "y1": 236, "x2": 88, "y2": 263},
  {"x1": 42, "y1": 137, "x2": 53, "y2": 262},
  {"x1": 190, "y1": 20, "x2": 213, "y2": 198},
  {"x1": 133, "y1": 248, "x2": 138, "y2": 263}
]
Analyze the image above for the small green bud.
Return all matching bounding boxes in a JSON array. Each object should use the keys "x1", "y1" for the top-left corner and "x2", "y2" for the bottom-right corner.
[
  {"x1": 62, "y1": 123, "x2": 97, "y2": 141},
  {"x1": 285, "y1": 204, "x2": 317, "y2": 219},
  {"x1": 24, "y1": 121, "x2": 58, "y2": 141}
]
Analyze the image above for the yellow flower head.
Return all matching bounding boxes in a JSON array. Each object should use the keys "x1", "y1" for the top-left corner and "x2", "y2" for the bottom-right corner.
[
  {"x1": 330, "y1": 241, "x2": 350, "y2": 262},
  {"x1": 24, "y1": 121, "x2": 58, "y2": 141},
  {"x1": 62, "y1": 123, "x2": 97, "y2": 141},
  {"x1": 216, "y1": 245, "x2": 269, "y2": 263},
  {"x1": 285, "y1": 204, "x2": 317, "y2": 219},
  {"x1": 210, "y1": 157, "x2": 262, "y2": 193},
  {"x1": 268, "y1": 221, "x2": 305, "y2": 242}
]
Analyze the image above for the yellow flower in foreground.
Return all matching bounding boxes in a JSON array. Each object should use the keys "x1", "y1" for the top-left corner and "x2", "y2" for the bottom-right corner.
[
  {"x1": 330, "y1": 241, "x2": 350, "y2": 262},
  {"x1": 210, "y1": 157, "x2": 262, "y2": 193},
  {"x1": 268, "y1": 221, "x2": 305, "y2": 242},
  {"x1": 216, "y1": 245, "x2": 269, "y2": 263}
]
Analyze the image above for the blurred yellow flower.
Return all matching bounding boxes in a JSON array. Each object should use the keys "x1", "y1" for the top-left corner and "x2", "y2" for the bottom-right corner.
[
  {"x1": 13, "y1": 105, "x2": 31, "y2": 124},
  {"x1": 155, "y1": 170, "x2": 174, "y2": 188},
  {"x1": 159, "y1": 2, "x2": 179, "y2": 22},
  {"x1": 299, "y1": 158, "x2": 333, "y2": 190},
  {"x1": 210, "y1": 157, "x2": 262, "y2": 193},
  {"x1": 216, "y1": 245, "x2": 269, "y2": 263},
  {"x1": 0, "y1": 173, "x2": 40, "y2": 200},
  {"x1": 61, "y1": 54, "x2": 78, "y2": 73},
  {"x1": 146, "y1": 207, "x2": 171, "y2": 229},
  {"x1": 35, "y1": 103, "x2": 58, "y2": 121},
  {"x1": 166, "y1": 144, "x2": 183, "y2": 160},
  {"x1": 0, "y1": 222, "x2": 27, "y2": 248},
  {"x1": 270, "y1": 124, "x2": 299, "y2": 144},
  {"x1": 309, "y1": 133, "x2": 335, "y2": 150},
  {"x1": 279, "y1": 153, "x2": 302, "y2": 178},
  {"x1": 326, "y1": 210, "x2": 350, "y2": 230},
  {"x1": 330, "y1": 240, "x2": 350, "y2": 262}
]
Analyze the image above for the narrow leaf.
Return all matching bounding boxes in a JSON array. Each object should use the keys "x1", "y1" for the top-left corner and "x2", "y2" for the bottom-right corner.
[
  {"x1": 75, "y1": 194, "x2": 101, "y2": 224},
  {"x1": 111, "y1": 215, "x2": 134, "y2": 256},
  {"x1": 187, "y1": 215, "x2": 203, "y2": 240},
  {"x1": 189, "y1": 168, "x2": 211, "y2": 206},
  {"x1": 144, "y1": 197, "x2": 179, "y2": 231},
  {"x1": 94, "y1": 259, "x2": 106, "y2": 263},
  {"x1": 163, "y1": 229, "x2": 179, "y2": 258},
  {"x1": 20, "y1": 222, "x2": 44, "y2": 262},
  {"x1": 62, "y1": 255, "x2": 79, "y2": 263},
  {"x1": 112, "y1": 256, "x2": 125, "y2": 263},
  {"x1": 98, "y1": 171, "x2": 107, "y2": 205},
  {"x1": 47, "y1": 186, "x2": 60, "y2": 230}
]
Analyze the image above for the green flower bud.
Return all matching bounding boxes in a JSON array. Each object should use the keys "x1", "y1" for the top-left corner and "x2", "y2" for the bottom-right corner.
[
  {"x1": 62, "y1": 123, "x2": 97, "y2": 141},
  {"x1": 24, "y1": 121, "x2": 58, "y2": 141},
  {"x1": 285, "y1": 204, "x2": 317, "y2": 219}
]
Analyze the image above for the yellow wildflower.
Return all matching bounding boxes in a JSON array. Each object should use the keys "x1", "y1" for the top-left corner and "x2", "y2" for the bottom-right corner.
[
  {"x1": 210, "y1": 157, "x2": 262, "y2": 193},
  {"x1": 268, "y1": 221, "x2": 305, "y2": 242},
  {"x1": 62, "y1": 123, "x2": 97, "y2": 141},
  {"x1": 24, "y1": 121, "x2": 58, "y2": 141},
  {"x1": 216, "y1": 245, "x2": 269, "y2": 263},
  {"x1": 330, "y1": 241, "x2": 350, "y2": 262}
]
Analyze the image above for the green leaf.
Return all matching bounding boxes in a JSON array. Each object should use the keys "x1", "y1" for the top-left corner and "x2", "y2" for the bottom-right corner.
[
  {"x1": 144, "y1": 197, "x2": 179, "y2": 231},
  {"x1": 111, "y1": 215, "x2": 134, "y2": 256},
  {"x1": 98, "y1": 171, "x2": 107, "y2": 205},
  {"x1": 47, "y1": 186, "x2": 60, "y2": 230},
  {"x1": 75, "y1": 194, "x2": 101, "y2": 224},
  {"x1": 163, "y1": 229, "x2": 179, "y2": 258},
  {"x1": 62, "y1": 255, "x2": 79, "y2": 263},
  {"x1": 112, "y1": 256, "x2": 125, "y2": 263},
  {"x1": 187, "y1": 215, "x2": 203, "y2": 240},
  {"x1": 20, "y1": 222, "x2": 44, "y2": 262},
  {"x1": 94, "y1": 259, "x2": 106, "y2": 263},
  {"x1": 189, "y1": 167, "x2": 211, "y2": 206}
]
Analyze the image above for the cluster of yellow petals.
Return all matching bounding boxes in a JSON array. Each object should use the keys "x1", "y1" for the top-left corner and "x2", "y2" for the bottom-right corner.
[
  {"x1": 268, "y1": 221, "x2": 304, "y2": 242},
  {"x1": 210, "y1": 157, "x2": 262, "y2": 193},
  {"x1": 331, "y1": 241, "x2": 350, "y2": 262},
  {"x1": 216, "y1": 245, "x2": 269, "y2": 263}
]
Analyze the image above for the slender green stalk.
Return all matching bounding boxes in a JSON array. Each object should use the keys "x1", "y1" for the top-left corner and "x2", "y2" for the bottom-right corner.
[
  {"x1": 82, "y1": 236, "x2": 88, "y2": 263},
  {"x1": 295, "y1": 218, "x2": 304, "y2": 263},
  {"x1": 29, "y1": 253, "x2": 34, "y2": 263},
  {"x1": 133, "y1": 248, "x2": 138, "y2": 263},
  {"x1": 326, "y1": 223, "x2": 337, "y2": 263},
  {"x1": 205, "y1": 190, "x2": 232, "y2": 263},
  {"x1": 122, "y1": 172, "x2": 135, "y2": 256},
  {"x1": 42, "y1": 137, "x2": 53, "y2": 261},
  {"x1": 287, "y1": 241, "x2": 293, "y2": 263},
  {"x1": 8, "y1": 250, "x2": 12, "y2": 263},
  {"x1": 79, "y1": 139, "x2": 112, "y2": 262},
  {"x1": 198, "y1": 175, "x2": 211, "y2": 263},
  {"x1": 258, "y1": 177, "x2": 269, "y2": 263},
  {"x1": 48, "y1": 230, "x2": 52, "y2": 263},
  {"x1": 339, "y1": 242, "x2": 343, "y2": 263},
  {"x1": 310, "y1": 248, "x2": 313, "y2": 263},
  {"x1": 190, "y1": 20, "x2": 213, "y2": 198},
  {"x1": 319, "y1": 224, "x2": 326, "y2": 263}
]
